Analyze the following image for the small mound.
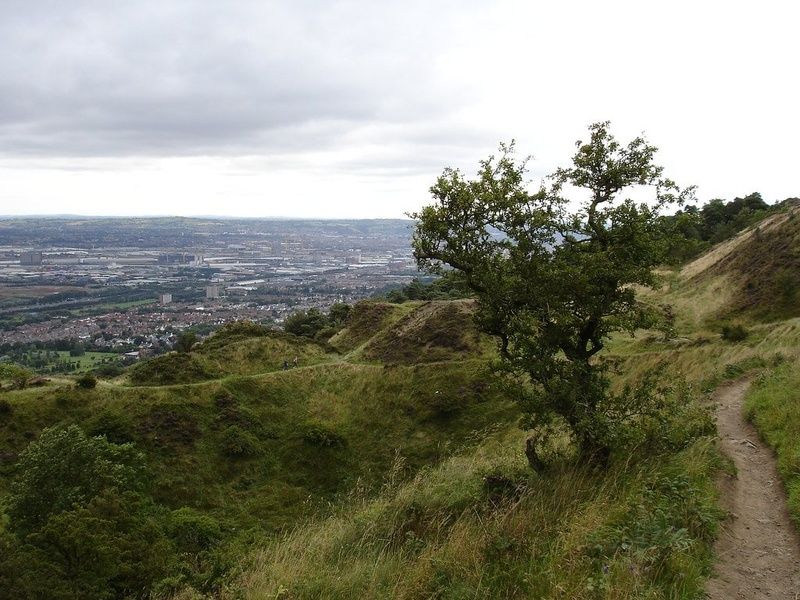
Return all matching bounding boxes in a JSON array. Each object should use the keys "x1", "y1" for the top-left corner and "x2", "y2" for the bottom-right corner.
[
  {"x1": 328, "y1": 301, "x2": 405, "y2": 352},
  {"x1": 128, "y1": 352, "x2": 218, "y2": 386},
  {"x1": 195, "y1": 321, "x2": 274, "y2": 351},
  {"x1": 362, "y1": 300, "x2": 484, "y2": 364},
  {"x1": 196, "y1": 333, "x2": 331, "y2": 376}
]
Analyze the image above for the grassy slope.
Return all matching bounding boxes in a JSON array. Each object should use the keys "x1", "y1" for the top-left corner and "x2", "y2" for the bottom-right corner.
[
  {"x1": 0, "y1": 314, "x2": 520, "y2": 598},
  {"x1": 128, "y1": 328, "x2": 334, "y2": 385},
  {"x1": 0, "y1": 360, "x2": 514, "y2": 528},
  {"x1": 216, "y1": 302, "x2": 736, "y2": 598},
  {"x1": 625, "y1": 209, "x2": 800, "y2": 539},
  {"x1": 743, "y1": 363, "x2": 800, "y2": 527},
  {"x1": 231, "y1": 431, "x2": 722, "y2": 600}
]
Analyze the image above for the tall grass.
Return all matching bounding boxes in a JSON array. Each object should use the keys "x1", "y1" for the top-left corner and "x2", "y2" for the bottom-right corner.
[
  {"x1": 744, "y1": 361, "x2": 800, "y2": 528},
  {"x1": 226, "y1": 425, "x2": 723, "y2": 600}
]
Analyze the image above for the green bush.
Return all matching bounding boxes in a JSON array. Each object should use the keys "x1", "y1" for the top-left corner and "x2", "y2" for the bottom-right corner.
[
  {"x1": 219, "y1": 426, "x2": 260, "y2": 458},
  {"x1": 776, "y1": 269, "x2": 798, "y2": 305},
  {"x1": 137, "y1": 406, "x2": 200, "y2": 449},
  {"x1": 592, "y1": 374, "x2": 715, "y2": 457},
  {"x1": 167, "y1": 507, "x2": 223, "y2": 554},
  {"x1": 0, "y1": 363, "x2": 32, "y2": 389},
  {"x1": 175, "y1": 331, "x2": 198, "y2": 353},
  {"x1": 428, "y1": 390, "x2": 463, "y2": 418},
  {"x1": 92, "y1": 363, "x2": 124, "y2": 378},
  {"x1": 86, "y1": 411, "x2": 136, "y2": 444},
  {"x1": 129, "y1": 353, "x2": 216, "y2": 385},
  {"x1": 0, "y1": 490, "x2": 175, "y2": 600},
  {"x1": 588, "y1": 472, "x2": 721, "y2": 585},
  {"x1": 75, "y1": 373, "x2": 97, "y2": 389},
  {"x1": 721, "y1": 323, "x2": 749, "y2": 342},
  {"x1": 7, "y1": 424, "x2": 147, "y2": 535}
]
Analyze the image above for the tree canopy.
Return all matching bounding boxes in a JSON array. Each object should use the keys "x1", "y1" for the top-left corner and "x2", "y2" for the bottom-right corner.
[
  {"x1": 7, "y1": 424, "x2": 147, "y2": 535},
  {"x1": 411, "y1": 122, "x2": 693, "y2": 465}
]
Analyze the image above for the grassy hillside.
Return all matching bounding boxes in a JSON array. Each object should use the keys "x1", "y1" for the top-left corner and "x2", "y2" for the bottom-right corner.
[
  {"x1": 359, "y1": 300, "x2": 490, "y2": 364},
  {"x1": 129, "y1": 323, "x2": 333, "y2": 385},
  {"x1": 230, "y1": 423, "x2": 722, "y2": 600},
  {"x1": 744, "y1": 363, "x2": 800, "y2": 527},
  {"x1": 645, "y1": 203, "x2": 800, "y2": 329},
  {"x1": 0, "y1": 311, "x2": 520, "y2": 597},
  {"x1": 328, "y1": 301, "x2": 411, "y2": 353},
  {"x1": 5, "y1": 209, "x2": 800, "y2": 600}
]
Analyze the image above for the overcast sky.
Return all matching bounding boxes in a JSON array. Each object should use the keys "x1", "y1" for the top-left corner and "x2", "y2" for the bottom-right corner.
[{"x1": 0, "y1": 0, "x2": 797, "y2": 218}]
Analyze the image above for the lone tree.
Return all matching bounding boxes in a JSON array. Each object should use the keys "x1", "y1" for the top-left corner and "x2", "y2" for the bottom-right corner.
[{"x1": 411, "y1": 122, "x2": 693, "y2": 467}]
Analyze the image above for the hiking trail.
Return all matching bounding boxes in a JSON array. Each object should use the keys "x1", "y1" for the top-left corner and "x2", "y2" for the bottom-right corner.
[{"x1": 706, "y1": 378, "x2": 800, "y2": 598}]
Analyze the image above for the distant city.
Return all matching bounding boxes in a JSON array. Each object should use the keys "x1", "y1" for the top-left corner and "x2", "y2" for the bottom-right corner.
[{"x1": 0, "y1": 217, "x2": 417, "y2": 369}]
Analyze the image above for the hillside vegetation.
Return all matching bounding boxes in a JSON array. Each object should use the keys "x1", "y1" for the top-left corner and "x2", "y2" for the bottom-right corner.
[
  {"x1": 0, "y1": 309, "x2": 517, "y2": 598},
  {"x1": 653, "y1": 202, "x2": 800, "y2": 327},
  {"x1": 129, "y1": 323, "x2": 333, "y2": 385},
  {"x1": 3, "y1": 207, "x2": 800, "y2": 598},
  {"x1": 225, "y1": 202, "x2": 800, "y2": 599}
]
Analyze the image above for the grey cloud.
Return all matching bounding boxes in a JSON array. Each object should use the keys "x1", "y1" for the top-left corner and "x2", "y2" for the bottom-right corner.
[{"x1": 0, "y1": 0, "x2": 480, "y2": 159}]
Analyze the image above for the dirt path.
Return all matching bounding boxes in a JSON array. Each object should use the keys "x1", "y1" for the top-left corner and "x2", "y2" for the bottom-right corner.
[{"x1": 707, "y1": 379, "x2": 800, "y2": 599}]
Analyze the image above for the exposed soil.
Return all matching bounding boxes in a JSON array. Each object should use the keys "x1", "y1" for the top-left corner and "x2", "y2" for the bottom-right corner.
[{"x1": 707, "y1": 379, "x2": 800, "y2": 599}]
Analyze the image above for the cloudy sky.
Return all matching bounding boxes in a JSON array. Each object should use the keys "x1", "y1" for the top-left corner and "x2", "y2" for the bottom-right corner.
[{"x1": 0, "y1": 0, "x2": 797, "y2": 218}]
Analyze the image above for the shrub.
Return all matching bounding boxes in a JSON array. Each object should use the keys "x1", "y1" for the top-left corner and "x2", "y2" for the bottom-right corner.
[
  {"x1": 175, "y1": 331, "x2": 197, "y2": 353},
  {"x1": 721, "y1": 323, "x2": 749, "y2": 342},
  {"x1": 219, "y1": 426, "x2": 260, "y2": 458},
  {"x1": 75, "y1": 373, "x2": 97, "y2": 389},
  {"x1": 0, "y1": 398, "x2": 11, "y2": 416},
  {"x1": 303, "y1": 423, "x2": 347, "y2": 448},
  {"x1": 314, "y1": 326, "x2": 338, "y2": 341},
  {"x1": 167, "y1": 507, "x2": 223, "y2": 554},
  {"x1": 775, "y1": 269, "x2": 798, "y2": 305},
  {"x1": 0, "y1": 363, "x2": 32, "y2": 389},
  {"x1": 7, "y1": 424, "x2": 147, "y2": 535},
  {"x1": 92, "y1": 363, "x2": 124, "y2": 378},
  {"x1": 137, "y1": 407, "x2": 200, "y2": 449},
  {"x1": 129, "y1": 353, "x2": 216, "y2": 385},
  {"x1": 86, "y1": 411, "x2": 136, "y2": 444},
  {"x1": 428, "y1": 390, "x2": 463, "y2": 418},
  {"x1": 284, "y1": 309, "x2": 328, "y2": 338},
  {"x1": 588, "y1": 472, "x2": 721, "y2": 583}
]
